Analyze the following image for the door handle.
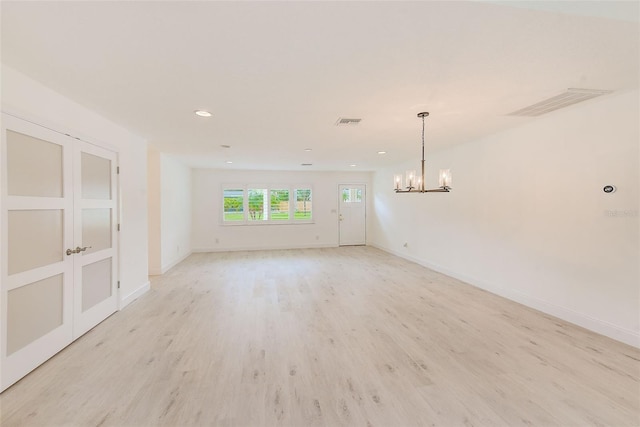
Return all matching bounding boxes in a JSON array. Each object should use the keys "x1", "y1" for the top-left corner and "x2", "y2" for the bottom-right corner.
[{"x1": 66, "y1": 246, "x2": 92, "y2": 256}]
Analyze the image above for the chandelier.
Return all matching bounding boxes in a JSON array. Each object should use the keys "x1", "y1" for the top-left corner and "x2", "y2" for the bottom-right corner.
[{"x1": 394, "y1": 112, "x2": 451, "y2": 193}]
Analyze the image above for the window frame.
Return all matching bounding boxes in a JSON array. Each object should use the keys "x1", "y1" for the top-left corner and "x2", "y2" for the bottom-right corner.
[{"x1": 221, "y1": 184, "x2": 313, "y2": 225}]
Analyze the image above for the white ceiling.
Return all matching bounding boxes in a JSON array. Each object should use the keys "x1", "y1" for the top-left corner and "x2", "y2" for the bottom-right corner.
[{"x1": 1, "y1": 1, "x2": 638, "y2": 171}]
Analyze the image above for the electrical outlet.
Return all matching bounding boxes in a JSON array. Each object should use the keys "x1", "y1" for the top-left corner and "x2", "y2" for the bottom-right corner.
[
  {"x1": 316, "y1": 235, "x2": 320, "y2": 240},
  {"x1": 215, "y1": 238, "x2": 219, "y2": 244}
]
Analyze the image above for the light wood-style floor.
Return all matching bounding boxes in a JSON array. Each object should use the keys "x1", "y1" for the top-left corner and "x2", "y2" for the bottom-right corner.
[{"x1": 1, "y1": 246, "x2": 639, "y2": 426}]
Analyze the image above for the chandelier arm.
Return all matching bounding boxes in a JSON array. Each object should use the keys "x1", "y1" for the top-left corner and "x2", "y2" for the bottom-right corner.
[{"x1": 394, "y1": 187, "x2": 450, "y2": 193}]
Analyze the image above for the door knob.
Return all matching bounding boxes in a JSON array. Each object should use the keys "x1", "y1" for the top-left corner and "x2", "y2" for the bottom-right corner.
[{"x1": 66, "y1": 246, "x2": 92, "y2": 256}]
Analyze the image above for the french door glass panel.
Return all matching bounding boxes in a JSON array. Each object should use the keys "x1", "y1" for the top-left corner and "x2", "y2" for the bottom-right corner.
[
  {"x1": 8, "y1": 209, "x2": 63, "y2": 275},
  {"x1": 82, "y1": 208, "x2": 112, "y2": 254},
  {"x1": 7, "y1": 130, "x2": 63, "y2": 197},
  {"x1": 81, "y1": 152, "x2": 111, "y2": 200},
  {"x1": 81, "y1": 259, "x2": 112, "y2": 312},
  {"x1": 7, "y1": 274, "x2": 64, "y2": 355}
]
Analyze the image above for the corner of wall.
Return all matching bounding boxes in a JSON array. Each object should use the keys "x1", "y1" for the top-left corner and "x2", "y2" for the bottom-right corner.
[{"x1": 120, "y1": 280, "x2": 151, "y2": 310}]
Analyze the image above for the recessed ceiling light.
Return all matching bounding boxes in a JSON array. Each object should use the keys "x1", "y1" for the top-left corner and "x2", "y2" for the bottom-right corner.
[
  {"x1": 195, "y1": 110, "x2": 212, "y2": 117},
  {"x1": 301, "y1": 163, "x2": 313, "y2": 166},
  {"x1": 350, "y1": 164, "x2": 357, "y2": 167},
  {"x1": 304, "y1": 148, "x2": 312, "y2": 152},
  {"x1": 377, "y1": 151, "x2": 387, "y2": 155},
  {"x1": 226, "y1": 161, "x2": 233, "y2": 164},
  {"x1": 221, "y1": 144, "x2": 231, "y2": 148}
]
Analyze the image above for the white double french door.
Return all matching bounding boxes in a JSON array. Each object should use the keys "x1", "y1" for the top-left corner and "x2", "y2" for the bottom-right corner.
[{"x1": 0, "y1": 114, "x2": 119, "y2": 392}]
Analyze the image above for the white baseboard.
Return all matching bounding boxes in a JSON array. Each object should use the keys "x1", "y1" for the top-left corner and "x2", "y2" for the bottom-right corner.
[
  {"x1": 193, "y1": 243, "x2": 337, "y2": 253},
  {"x1": 119, "y1": 281, "x2": 150, "y2": 309},
  {"x1": 159, "y1": 251, "x2": 193, "y2": 274},
  {"x1": 148, "y1": 268, "x2": 162, "y2": 276},
  {"x1": 369, "y1": 242, "x2": 640, "y2": 349}
]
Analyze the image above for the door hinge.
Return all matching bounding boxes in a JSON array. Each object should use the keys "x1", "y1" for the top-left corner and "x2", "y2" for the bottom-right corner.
[
  {"x1": 117, "y1": 166, "x2": 120, "y2": 174},
  {"x1": 117, "y1": 224, "x2": 120, "y2": 231},
  {"x1": 117, "y1": 281, "x2": 120, "y2": 289}
]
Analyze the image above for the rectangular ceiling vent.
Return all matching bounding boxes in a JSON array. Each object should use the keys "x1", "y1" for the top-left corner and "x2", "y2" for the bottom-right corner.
[
  {"x1": 508, "y1": 88, "x2": 613, "y2": 117},
  {"x1": 335, "y1": 117, "x2": 362, "y2": 126}
]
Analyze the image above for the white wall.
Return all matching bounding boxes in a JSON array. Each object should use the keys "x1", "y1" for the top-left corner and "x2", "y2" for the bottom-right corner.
[
  {"x1": 370, "y1": 90, "x2": 639, "y2": 347},
  {"x1": 160, "y1": 153, "x2": 192, "y2": 272},
  {"x1": 147, "y1": 146, "x2": 162, "y2": 274},
  {"x1": 192, "y1": 169, "x2": 372, "y2": 251},
  {"x1": 1, "y1": 64, "x2": 150, "y2": 307},
  {"x1": 147, "y1": 149, "x2": 192, "y2": 275}
]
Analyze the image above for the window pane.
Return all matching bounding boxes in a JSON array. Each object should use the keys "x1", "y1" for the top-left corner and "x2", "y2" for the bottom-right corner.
[
  {"x1": 295, "y1": 189, "x2": 312, "y2": 220},
  {"x1": 342, "y1": 188, "x2": 362, "y2": 203},
  {"x1": 248, "y1": 189, "x2": 268, "y2": 221},
  {"x1": 223, "y1": 189, "x2": 244, "y2": 221},
  {"x1": 270, "y1": 189, "x2": 290, "y2": 221}
]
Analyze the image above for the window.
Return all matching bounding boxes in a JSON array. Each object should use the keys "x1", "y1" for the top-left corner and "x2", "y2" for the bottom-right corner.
[
  {"x1": 270, "y1": 189, "x2": 290, "y2": 221},
  {"x1": 248, "y1": 188, "x2": 268, "y2": 221},
  {"x1": 223, "y1": 189, "x2": 244, "y2": 221},
  {"x1": 295, "y1": 189, "x2": 312, "y2": 220},
  {"x1": 341, "y1": 188, "x2": 362, "y2": 203},
  {"x1": 222, "y1": 186, "x2": 312, "y2": 224}
]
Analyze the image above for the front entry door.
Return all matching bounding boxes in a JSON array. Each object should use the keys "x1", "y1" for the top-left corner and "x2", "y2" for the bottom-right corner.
[
  {"x1": 338, "y1": 184, "x2": 366, "y2": 246},
  {"x1": 0, "y1": 114, "x2": 118, "y2": 391}
]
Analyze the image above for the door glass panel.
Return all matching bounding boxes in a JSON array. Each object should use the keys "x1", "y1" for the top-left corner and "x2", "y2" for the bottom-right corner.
[
  {"x1": 7, "y1": 130, "x2": 63, "y2": 197},
  {"x1": 8, "y1": 210, "x2": 63, "y2": 275},
  {"x1": 81, "y1": 152, "x2": 111, "y2": 200},
  {"x1": 342, "y1": 188, "x2": 362, "y2": 203},
  {"x1": 7, "y1": 274, "x2": 64, "y2": 355},
  {"x1": 82, "y1": 209, "x2": 111, "y2": 254},
  {"x1": 82, "y1": 258, "x2": 112, "y2": 312}
]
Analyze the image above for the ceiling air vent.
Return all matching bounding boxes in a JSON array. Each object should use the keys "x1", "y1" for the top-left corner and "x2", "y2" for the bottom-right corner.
[
  {"x1": 508, "y1": 88, "x2": 613, "y2": 117},
  {"x1": 335, "y1": 117, "x2": 362, "y2": 126}
]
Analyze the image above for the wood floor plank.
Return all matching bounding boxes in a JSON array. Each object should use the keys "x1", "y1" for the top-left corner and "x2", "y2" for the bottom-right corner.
[{"x1": 1, "y1": 246, "x2": 638, "y2": 426}]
